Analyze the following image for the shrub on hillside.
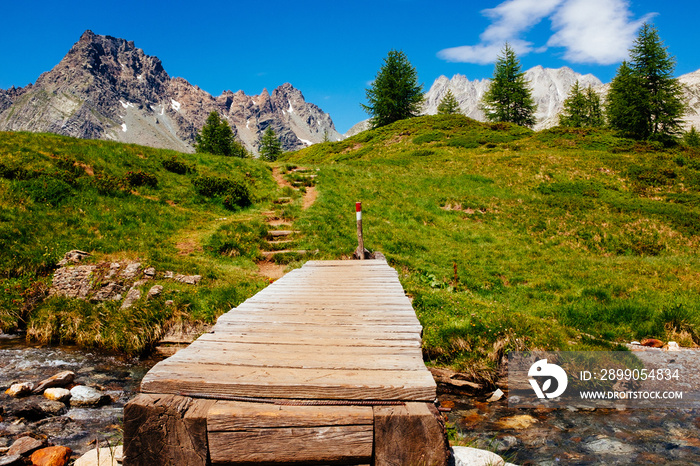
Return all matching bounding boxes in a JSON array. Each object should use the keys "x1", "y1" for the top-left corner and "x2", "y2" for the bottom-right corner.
[
  {"x1": 193, "y1": 175, "x2": 252, "y2": 209},
  {"x1": 92, "y1": 174, "x2": 129, "y2": 196},
  {"x1": 162, "y1": 156, "x2": 196, "y2": 175},
  {"x1": 223, "y1": 182, "x2": 252, "y2": 210},
  {"x1": 125, "y1": 170, "x2": 158, "y2": 188}
]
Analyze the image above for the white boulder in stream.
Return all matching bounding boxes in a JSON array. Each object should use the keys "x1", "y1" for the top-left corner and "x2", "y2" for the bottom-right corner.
[{"x1": 69, "y1": 386, "x2": 111, "y2": 407}]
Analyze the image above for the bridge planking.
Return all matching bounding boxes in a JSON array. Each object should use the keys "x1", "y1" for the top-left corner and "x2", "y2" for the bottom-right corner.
[{"x1": 140, "y1": 259, "x2": 436, "y2": 402}]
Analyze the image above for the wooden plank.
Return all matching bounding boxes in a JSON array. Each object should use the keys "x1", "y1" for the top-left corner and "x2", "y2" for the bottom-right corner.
[
  {"x1": 140, "y1": 362, "x2": 437, "y2": 401},
  {"x1": 373, "y1": 402, "x2": 449, "y2": 466},
  {"x1": 207, "y1": 401, "x2": 373, "y2": 430},
  {"x1": 208, "y1": 426, "x2": 373, "y2": 465},
  {"x1": 210, "y1": 321, "x2": 424, "y2": 334},
  {"x1": 197, "y1": 332, "x2": 421, "y2": 348},
  {"x1": 165, "y1": 346, "x2": 426, "y2": 371}
]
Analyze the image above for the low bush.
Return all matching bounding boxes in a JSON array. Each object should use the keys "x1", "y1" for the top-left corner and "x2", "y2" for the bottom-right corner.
[
  {"x1": 162, "y1": 156, "x2": 196, "y2": 175},
  {"x1": 125, "y1": 170, "x2": 158, "y2": 188}
]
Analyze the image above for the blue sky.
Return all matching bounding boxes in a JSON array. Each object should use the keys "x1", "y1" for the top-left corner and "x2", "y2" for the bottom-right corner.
[{"x1": 1, "y1": 0, "x2": 698, "y2": 133}]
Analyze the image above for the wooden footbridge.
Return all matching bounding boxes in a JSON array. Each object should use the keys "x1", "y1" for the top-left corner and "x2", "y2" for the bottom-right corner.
[{"x1": 123, "y1": 259, "x2": 447, "y2": 465}]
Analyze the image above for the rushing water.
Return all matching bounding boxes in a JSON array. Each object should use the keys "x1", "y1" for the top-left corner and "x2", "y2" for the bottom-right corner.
[
  {"x1": 0, "y1": 335, "x2": 158, "y2": 456},
  {"x1": 3, "y1": 336, "x2": 700, "y2": 464},
  {"x1": 439, "y1": 389, "x2": 700, "y2": 465}
]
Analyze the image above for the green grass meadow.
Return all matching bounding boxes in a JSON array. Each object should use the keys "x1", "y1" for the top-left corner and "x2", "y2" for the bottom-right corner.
[{"x1": 284, "y1": 115, "x2": 700, "y2": 383}]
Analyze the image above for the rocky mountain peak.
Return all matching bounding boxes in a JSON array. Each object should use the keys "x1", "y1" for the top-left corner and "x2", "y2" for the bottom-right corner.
[{"x1": 0, "y1": 31, "x2": 341, "y2": 154}]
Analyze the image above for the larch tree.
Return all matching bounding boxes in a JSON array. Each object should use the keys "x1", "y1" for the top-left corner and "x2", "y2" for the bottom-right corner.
[
  {"x1": 259, "y1": 126, "x2": 283, "y2": 162},
  {"x1": 481, "y1": 43, "x2": 536, "y2": 128},
  {"x1": 437, "y1": 89, "x2": 461, "y2": 115},
  {"x1": 195, "y1": 111, "x2": 246, "y2": 157},
  {"x1": 362, "y1": 50, "x2": 424, "y2": 128},
  {"x1": 559, "y1": 81, "x2": 605, "y2": 128},
  {"x1": 606, "y1": 23, "x2": 685, "y2": 140}
]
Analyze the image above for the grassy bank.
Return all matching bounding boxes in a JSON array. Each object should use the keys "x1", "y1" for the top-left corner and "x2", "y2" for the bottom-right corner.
[
  {"x1": 0, "y1": 131, "x2": 278, "y2": 354},
  {"x1": 283, "y1": 115, "x2": 700, "y2": 383}
]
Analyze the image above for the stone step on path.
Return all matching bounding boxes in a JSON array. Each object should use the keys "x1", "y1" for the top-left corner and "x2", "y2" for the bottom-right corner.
[
  {"x1": 261, "y1": 249, "x2": 311, "y2": 259},
  {"x1": 267, "y1": 230, "x2": 299, "y2": 238}
]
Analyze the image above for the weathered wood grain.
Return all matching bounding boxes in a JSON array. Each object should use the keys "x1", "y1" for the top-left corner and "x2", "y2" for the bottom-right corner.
[
  {"x1": 123, "y1": 394, "x2": 213, "y2": 466},
  {"x1": 373, "y1": 403, "x2": 449, "y2": 466},
  {"x1": 207, "y1": 401, "x2": 373, "y2": 430}
]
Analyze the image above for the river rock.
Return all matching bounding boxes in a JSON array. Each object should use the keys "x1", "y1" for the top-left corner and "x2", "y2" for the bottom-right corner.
[
  {"x1": 7, "y1": 435, "x2": 46, "y2": 456},
  {"x1": 584, "y1": 437, "x2": 635, "y2": 454},
  {"x1": 452, "y1": 446, "x2": 506, "y2": 466},
  {"x1": 33, "y1": 370, "x2": 75, "y2": 394},
  {"x1": 641, "y1": 338, "x2": 664, "y2": 348},
  {"x1": 70, "y1": 385, "x2": 111, "y2": 407},
  {"x1": 487, "y1": 388, "x2": 505, "y2": 402},
  {"x1": 44, "y1": 387, "x2": 72, "y2": 403},
  {"x1": 74, "y1": 445, "x2": 123, "y2": 466},
  {"x1": 38, "y1": 400, "x2": 68, "y2": 416},
  {"x1": 8, "y1": 400, "x2": 54, "y2": 421},
  {"x1": 0, "y1": 455, "x2": 23, "y2": 466},
  {"x1": 30, "y1": 446, "x2": 72, "y2": 466},
  {"x1": 496, "y1": 414, "x2": 538, "y2": 430},
  {"x1": 5, "y1": 382, "x2": 34, "y2": 397}
]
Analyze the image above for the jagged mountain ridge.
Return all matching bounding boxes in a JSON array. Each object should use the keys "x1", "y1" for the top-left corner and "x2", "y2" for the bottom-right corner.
[
  {"x1": 423, "y1": 66, "x2": 603, "y2": 130},
  {"x1": 0, "y1": 31, "x2": 341, "y2": 153},
  {"x1": 424, "y1": 65, "x2": 700, "y2": 131}
]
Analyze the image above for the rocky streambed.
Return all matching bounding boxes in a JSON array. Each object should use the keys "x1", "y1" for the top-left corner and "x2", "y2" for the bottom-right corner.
[{"x1": 0, "y1": 335, "x2": 157, "y2": 464}]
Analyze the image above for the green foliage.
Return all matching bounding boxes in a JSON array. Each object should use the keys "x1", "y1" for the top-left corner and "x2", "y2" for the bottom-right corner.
[
  {"x1": 259, "y1": 126, "x2": 283, "y2": 162},
  {"x1": 437, "y1": 89, "x2": 461, "y2": 115},
  {"x1": 125, "y1": 170, "x2": 158, "y2": 188},
  {"x1": 481, "y1": 43, "x2": 536, "y2": 128},
  {"x1": 362, "y1": 49, "x2": 424, "y2": 128},
  {"x1": 195, "y1": 111, "x2": 247, "y2": 157},
  {"x1": 192, "y1": 174, "x2": 252, "y2": 210},
  {"x1": 684, "y1": 127, "x2": 700, "y2": 147},
  {"x1": 606, "y1": 23, "x2": 685, "y2": 140},
  {"x1": 162, "y1": 156, "x2": 196, "y2": 174},
  {"x1": 559, "y1": 81, "x2": 604, "y2": 128},
  {"x1": 17, "y1": 176, "x2": 73, "y2": 206}
]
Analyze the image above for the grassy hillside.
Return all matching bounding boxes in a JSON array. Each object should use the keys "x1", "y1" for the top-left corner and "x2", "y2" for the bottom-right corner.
[
  {"x1": 0, "y1": 131, "x2": 281, "y2": 353},
  {"x1": 284, "y1": 115, "x2": 700, "y2": 383}
]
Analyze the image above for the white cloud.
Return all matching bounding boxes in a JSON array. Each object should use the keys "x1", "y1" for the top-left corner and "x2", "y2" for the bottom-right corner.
[
  {"x1": 547, "y1": 0, "x2": 656, "y2": 64},
  {"x1": 438, "y1": 40, "x2": 534, "y2": 65},
  {"x1": 437, "y1": 0, "x2": 655, "y2": 65}
]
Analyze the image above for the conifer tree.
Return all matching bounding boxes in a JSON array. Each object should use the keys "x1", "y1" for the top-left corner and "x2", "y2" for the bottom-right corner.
[
  {"x1": 259, "y1": 126, "x2": 283, "y2": 161},
  {"x1": 606, "y1": 23, "x2": 685, "y2": 140},
  {"x1": 559, "y1": 81, "x2": 604, "y2": 128},
  {"x1": 437, "y1": 89, "x2": 461, "y2": 115},
  {"x1": 195, "y1": 111, "x2": 246, "y2": 157},
  {"x1": 362, "y1": 50, "x2": 424, "y2": 128},
  {"x1": 481, "y1": 43, "x2": 536, "y2": 128}
]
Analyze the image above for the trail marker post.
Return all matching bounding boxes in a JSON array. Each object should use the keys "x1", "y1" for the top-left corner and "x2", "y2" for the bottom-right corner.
[{"x1": 356, "y1": 202, "x2": 364, "y2": 260}]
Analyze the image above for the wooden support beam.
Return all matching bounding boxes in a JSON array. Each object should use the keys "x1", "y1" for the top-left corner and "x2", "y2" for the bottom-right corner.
[
  {"x1": 123, "y1": 394, "x2": 214, "y2": 466},
  {"x1": 373, "y1": 403, "x2": 449, "y2": 466},
  {"x1": 207, "y1": 401, "x2": 374, "y2": 465}
]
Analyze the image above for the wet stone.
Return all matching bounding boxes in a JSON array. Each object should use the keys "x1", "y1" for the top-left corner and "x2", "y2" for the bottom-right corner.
[
  {"x1": 69, "y1": 386, "x2": 111, "y2": 407},
  {"x1": 5, "y1": 382, "x2": 33, "y2": 397},
  {"x1": 30, "y1": 445, "x2": 72, "y2": 466},
  {"x1": 0, "y1": 455, "x2": 23, "y2": 466},
  {"x1": 7, "y1": 435, "x2": 46, "y2": 456},
  {"x1": 43, "y1": 388, "x2": 71, "y2": 403},
  {"x1": 33, "y1": 371, "x2": 75, "y2": 394}
]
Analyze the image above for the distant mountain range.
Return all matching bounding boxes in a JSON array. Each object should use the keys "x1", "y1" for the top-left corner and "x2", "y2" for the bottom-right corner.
[
  {"x1": 0, "y1": 31, "x2": 342, "y2": 154},
  {"x1": 2, "y1": 31, "x2": 699, "y2": 152},
  {"x1": 424, "y1": 66, "x2": 700, "y2": 131}
]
